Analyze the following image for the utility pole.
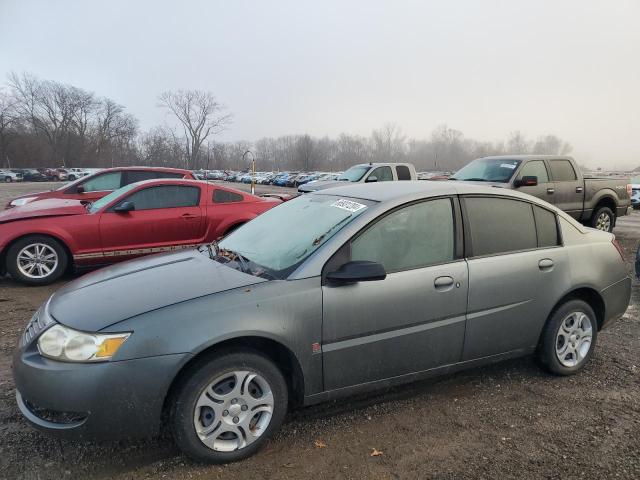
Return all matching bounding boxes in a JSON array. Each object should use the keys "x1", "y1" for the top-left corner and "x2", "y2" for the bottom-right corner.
[{"x1": 243, "y1": 150, "x2": 255, "y2": 195}]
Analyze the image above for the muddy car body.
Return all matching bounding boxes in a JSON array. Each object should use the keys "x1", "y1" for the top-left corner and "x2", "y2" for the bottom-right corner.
[{"x1": 13, "y1": 181, "x2": 631, "y2": 463}]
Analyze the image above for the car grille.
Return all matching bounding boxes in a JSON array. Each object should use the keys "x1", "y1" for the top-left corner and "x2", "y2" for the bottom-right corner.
[{"x1": 22, "y1": 308, "x2": 53, "y2": 346}]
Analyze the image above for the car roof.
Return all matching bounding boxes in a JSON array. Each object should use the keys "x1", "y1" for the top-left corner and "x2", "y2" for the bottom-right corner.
[
  {"x1": 313, "y1": 179, "x2": 556, "y2": 205},
  {"x1": 477, "y1": 155, "x2": 574, "y2": 161}
]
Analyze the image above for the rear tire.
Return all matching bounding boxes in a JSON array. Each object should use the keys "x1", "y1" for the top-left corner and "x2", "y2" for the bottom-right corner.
[
  {"x1": 538, "y1": 299, "x2": 598, "y2": 376},
  {"x1": 591, "y1": 206, "x2": 615, "y2": 232},
  {"x1": 6, "y1": 235, "x2": 69, "y2": 286},
  {"x1": 170, "y1": 350, "x2": 288, "y2": 463}
]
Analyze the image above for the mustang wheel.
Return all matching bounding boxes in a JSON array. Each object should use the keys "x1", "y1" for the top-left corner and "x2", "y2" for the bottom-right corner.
[
  {"x1": 171, "y1": 350, "x2": 288, "y2": 463},
  {"x1": 6, "y1": 235, "x2": 68, "y2": 286},
  {"x1": 592, "y1": 206, "x2": 614, "y2": 232},
  {"x1": 539, "y1": 299, "x2": 598, "y2": 375}
]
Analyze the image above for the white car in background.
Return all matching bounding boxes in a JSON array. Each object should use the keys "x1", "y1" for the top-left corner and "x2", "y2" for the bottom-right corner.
[
  {"x1": 0, "y1": 169, "x2": 23, "y2": 182},
  {"x1": 631, "y1": 184, "x2": 640, "y2": 210}
]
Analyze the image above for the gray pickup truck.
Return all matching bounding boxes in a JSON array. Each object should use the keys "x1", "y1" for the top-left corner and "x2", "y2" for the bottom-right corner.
[
  {"x1": 298, "y1": 162, "x2": 417, "y2": 193},
  {"x1": 450, "y1": 155, "x2": 631, "y2": 232}
]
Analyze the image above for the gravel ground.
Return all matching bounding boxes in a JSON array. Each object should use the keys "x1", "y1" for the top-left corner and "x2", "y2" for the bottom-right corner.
[{"x1": 0, "y1": 182, "x2": 638, "y2": 480}]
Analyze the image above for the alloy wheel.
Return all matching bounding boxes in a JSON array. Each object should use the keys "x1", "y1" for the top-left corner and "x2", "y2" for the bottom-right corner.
[
  {"x1": 555, "y1": 311, "x2": 593, "y2": 367},
  {"x1": 193, "y1": 370, "x2": 274, "y2": 452},
  {"x1": 595, "y1": 212, "x2": 611, "y2": 231},
  {"x1": 16, "y1": 243, "x2": 59, "y2": 279}
]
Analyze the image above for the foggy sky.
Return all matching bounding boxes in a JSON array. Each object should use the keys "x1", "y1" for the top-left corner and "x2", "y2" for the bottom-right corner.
[{"x1": 1, "y1": 0, "x2": 639, "y2": 169}]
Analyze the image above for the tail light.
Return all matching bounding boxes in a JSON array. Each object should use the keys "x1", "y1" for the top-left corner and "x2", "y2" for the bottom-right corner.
[
  {"x1": 612, "y1": 237, "x2": 625, "y2": 262},
  {"x1": 626, "y1": 184, "x2": 632, "y2": 197}
]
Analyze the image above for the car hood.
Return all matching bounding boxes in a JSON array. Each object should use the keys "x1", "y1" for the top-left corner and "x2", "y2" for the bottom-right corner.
[
  {"x1": 48, "y1": 249, "x2": 267, "y2": 331},
  {"x1": 0, "y1": 198, "x2": 87, "y2": 223},
  {"x1": 299, "y1": 180, "x2": 350, "y2": 192}
]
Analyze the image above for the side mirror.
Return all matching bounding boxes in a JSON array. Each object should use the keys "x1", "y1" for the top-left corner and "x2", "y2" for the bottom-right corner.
[
  {"x1": 515, "y1": 175, "x2": 538, "y2": 187},
  {"x1": 113, "y1": 201, "x2": 135, "y2": 213},
  {"x1": 326, "y1": 260, "x2": 387, "y2": 284},
  {"x1": 76, "y1": 185, "x2": 85, "y2": 194},
  {"x1": 366, "y1": 175, "x2": 378, "y2": 183}
]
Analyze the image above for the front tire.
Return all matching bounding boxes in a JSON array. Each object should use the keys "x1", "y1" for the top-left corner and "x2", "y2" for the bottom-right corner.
[
  {"x1": 591, "y1": 206, "x2": 615, "y2": 232},
  {"x1": 6, "y1": 235, "x2": 69, "y2": 286},
  {"x1": 170, "y1": 350, "x2": 288, "y2": 463},
  {"x1": 538, "y1": 299, "x2": 598, "y2": 376},
  {"x1": 5, "y1": 176, "x2": 11, "y2": 183}
]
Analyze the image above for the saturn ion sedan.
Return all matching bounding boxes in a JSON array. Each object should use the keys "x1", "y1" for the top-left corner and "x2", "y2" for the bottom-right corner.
[{"x1": 13, "y1": 181, "x2": 631, "y2": 463}]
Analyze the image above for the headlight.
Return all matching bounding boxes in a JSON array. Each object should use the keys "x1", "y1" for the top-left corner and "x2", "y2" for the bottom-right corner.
[
  {"x1": 10, "y1": 197, "x2": 35, "y2": 207},
  {"x1": 37, "y1": 324, "x2": 131, "y2": 362}
]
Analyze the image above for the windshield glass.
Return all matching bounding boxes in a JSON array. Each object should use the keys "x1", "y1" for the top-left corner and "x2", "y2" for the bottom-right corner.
[
  {"x1": 338, "y1": 165, "x2": 370, "y2": 182},
  {"x1": 218, "y1": 194, "x2": 373, "y2": 278},
  {"x1": 451, "y1": 158, "x2": 521, "y2": 183},
  {"x1": 88, "y1": 183, "x2": 138, "y2": 213}
]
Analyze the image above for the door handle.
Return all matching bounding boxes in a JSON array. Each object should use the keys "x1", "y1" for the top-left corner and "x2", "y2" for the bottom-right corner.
[
  {"x1": 181, "y1": 213, "x2": 197, "y2": 219},
  {"x1": 547, "y1": 188, "x2": 555, "y2": 195},
  {"x1": 538, "y1": 259, "x2": 554, "y2": 271},
  {"x1": 434, "y1": 276, "x2": 455, "y2": 291},
  {"x1": 576, "y1": 186, "x2": 583, "y2": 193}
]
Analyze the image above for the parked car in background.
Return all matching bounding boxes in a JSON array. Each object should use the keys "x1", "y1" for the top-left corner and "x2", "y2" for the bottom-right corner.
[
  {"x1": 449, "y1": 155, "x2": 631, "y2": 232},
  {"x1": 298, "y1": 163, "x2": 417, "y2": 193},
  {"x1": 13, "y1": 169, "x2": 48, "y2": 182},
  {"x1": 0, "y1": 179, "x2": 280, "y2": 285},
  {"x1": 6, "y1": 166, "x2": 195, "y2": 208},
  {"x1": 66, "y1": 168, "x2": 90, "y2": 181},
  {"x1": 631, "y1": 184, "x2": 640, "y2": 209},
  {"x1": 0, "y1": 169, "x2": 23, "y2": 182},
  {"x1": 12, "y1": 181, "x2": 630, "y2": 463}
]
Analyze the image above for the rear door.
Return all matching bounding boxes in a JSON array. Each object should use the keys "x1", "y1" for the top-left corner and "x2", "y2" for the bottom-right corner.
[
  {"x1": 461, "y1": 196, "x2": 568, "y2": 360},
  {"x1": 548, "y1": 159, "x2": 583, "y2": 219},
  {"x1": 321, "y1": 197, "x2": 468, "y2": 390},
  {"x1": 99, "y1": 184, "x2": 205, "y2": 258}
]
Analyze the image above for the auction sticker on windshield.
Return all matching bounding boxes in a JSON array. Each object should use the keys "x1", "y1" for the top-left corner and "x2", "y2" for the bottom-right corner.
[
  {"x1": 331, "y1": 199, "x2": 367, "y2": 213},
  {"x1": 500, "y1": 163, "x2": 517, "y2": 169}
]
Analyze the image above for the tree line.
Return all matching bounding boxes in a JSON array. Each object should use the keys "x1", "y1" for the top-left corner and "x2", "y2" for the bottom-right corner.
[{"x1": 0, "y1": 72, "x2": 572, "y2": 173}]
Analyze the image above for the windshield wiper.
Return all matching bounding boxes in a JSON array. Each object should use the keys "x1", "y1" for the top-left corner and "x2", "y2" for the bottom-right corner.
[
  {"x1": 458, "y1": 177, "x2": 489, "y2": 182},
  {"x1": 206, "y1": 240, "x2": 220, "y2": 259},
  {"x1": 219, "y1": 247, "x2": 252, "y2": 275}
]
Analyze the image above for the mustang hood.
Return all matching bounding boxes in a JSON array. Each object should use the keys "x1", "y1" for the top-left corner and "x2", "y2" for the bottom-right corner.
[
  {"x1": 48, "y1": 249, "x2": 267, "y2": 331},
  {"x1": 299, "y1": 180, "x2": 349, "y2": 192},
  {"x1": 0, "y1": 198, "x2": 87, "y2": 223}
]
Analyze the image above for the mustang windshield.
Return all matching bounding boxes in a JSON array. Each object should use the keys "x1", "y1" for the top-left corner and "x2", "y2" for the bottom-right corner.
[
  {"x1": 88, "y1": 183, "x2": 138, "y2": 213},
  {"x1": 451, "y1": 158, "x2": 521, "y2": 183},
  {"x1": 218, "y1": 194, "x2": 373, "y2": 278},
  {"x1": 338, "y1": 165, "x2": 370, "y2": 182}
]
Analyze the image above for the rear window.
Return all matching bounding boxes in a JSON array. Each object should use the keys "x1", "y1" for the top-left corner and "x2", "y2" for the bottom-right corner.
[
  {"x1": 396, "y1": 165, "x2": 411, "y2": 180},
  {"x1": 213, "y1": 189, "x2": 244, "y2": 203},
  {"x1": 464, "y1": 197, "x2": 537, "y2": 256},
  {"x1": 549, "y1": 160, "x2": 577, "y2": 182}
]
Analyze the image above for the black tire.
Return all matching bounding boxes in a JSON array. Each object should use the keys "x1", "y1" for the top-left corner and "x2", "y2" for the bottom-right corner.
[
  {"x1": 4, "y1": 176, "x2": 11, "y2": 183},
  {"x1": 591, "y1": 205, "x2": 615, "y2": 232},
  {"x1": 170, "y1": 350, "x2": 288, "y2": 463},
  {"x1": 68, "y1": 174, "x2": 76, "y2": 181},
  {"x1": 6, "y1": 235, "x2": 69, "y2": 286},
  {"x1": 538, "y1": 299, "x2": 598, "y2": 376}
]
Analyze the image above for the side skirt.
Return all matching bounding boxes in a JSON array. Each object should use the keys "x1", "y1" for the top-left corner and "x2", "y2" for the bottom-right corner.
[{"x1": 302, "y1": 347, "x2": 534, "y2": 406}]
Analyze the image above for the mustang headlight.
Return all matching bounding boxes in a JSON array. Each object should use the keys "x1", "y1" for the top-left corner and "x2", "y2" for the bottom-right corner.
[
  {"x1": 37, "y1": 324, "x2": 130, "y2": 362},
  {"x1": 10, "y1": 197, "x2": 36, "y2": 207}
]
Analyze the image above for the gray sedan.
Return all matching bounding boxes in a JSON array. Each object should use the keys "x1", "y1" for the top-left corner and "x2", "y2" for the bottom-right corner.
[{"x1": 12, "y1": 181, "x2": 631, "y2": 463}]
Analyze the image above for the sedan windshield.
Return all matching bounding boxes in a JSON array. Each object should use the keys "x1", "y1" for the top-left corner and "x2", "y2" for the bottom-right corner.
[
  {"x1": 451, "y1": 158, "x2": 521, "y2": 183},
  {"x1": 218, "y1": 194, "x2": 373, "y2": 278},
  {"x1": 338, "y1": 165, "x2": 370, "y2": 182},
  {"x1": 87, "y1": 183, "x2": 138, "y2": 213}
]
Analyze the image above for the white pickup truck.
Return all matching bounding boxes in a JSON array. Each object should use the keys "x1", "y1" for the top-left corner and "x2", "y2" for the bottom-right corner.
[{"x1": 298, "y1": 162, "x2": 417, "y2": 193}]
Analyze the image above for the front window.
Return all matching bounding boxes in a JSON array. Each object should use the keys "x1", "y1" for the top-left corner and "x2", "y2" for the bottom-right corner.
[
  {"x1": 218, "y1": 194, "x2": 373, "y2": 278},
  {"x1": 81, "y1": 171, "x2": 122, "y2": 192},
  {"x1": 451, "y1": 158, "x2": 521, "y2": 183},
  {"x1": 338, "y1": 165, "x2": 370, "y2": 182},
  {"x1": 88, "y1": 183, "x2": 138, "y2": 213}
]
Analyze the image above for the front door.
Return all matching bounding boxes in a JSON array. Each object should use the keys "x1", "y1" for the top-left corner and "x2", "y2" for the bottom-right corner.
[
  {"x1": 99, "y1": 184, "x2": 204, "y2": 258},
  {"x1": 513, "y1": 160, "x2": 555, "y2": 206},
  {"x1": 321, "y1": 197, "x2": 468, "y2": 391}
]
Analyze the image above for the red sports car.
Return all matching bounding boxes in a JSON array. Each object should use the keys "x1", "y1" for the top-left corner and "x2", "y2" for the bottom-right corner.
[
  {"x1": 0, "y1": 179, "x2": 281, "y2": 285},
  {"x1": 5, "y1": 166, "x2": 195, "y2": 208}
]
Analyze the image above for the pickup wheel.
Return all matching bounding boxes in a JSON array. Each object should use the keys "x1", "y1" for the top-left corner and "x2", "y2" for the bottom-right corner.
[
  {"x1": 591, "y1": 206, "x2": 615, "y2": 232},
  {"x1": 6, "y1": 235, "x2": 69, "y2": 286}
]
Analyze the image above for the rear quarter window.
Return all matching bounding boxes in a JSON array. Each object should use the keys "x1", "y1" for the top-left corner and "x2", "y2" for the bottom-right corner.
[
  {"x1": 533, "y1": 205, "x2": 561, "y2": 248},
  {"x1": 213, "y1": 189, "x2": 244, "y2": 203}
]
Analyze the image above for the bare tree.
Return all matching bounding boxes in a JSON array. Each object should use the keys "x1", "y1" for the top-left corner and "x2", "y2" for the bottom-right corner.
[
  {"x1": 158, "y1": 90, "x2": 232, "y2": 169},
  {"x1": 371, "y1": 122, "x2": 406, "y2": 162},
  {"x1": 0, "y1": 89, "x2": 18, "y2": 167}
]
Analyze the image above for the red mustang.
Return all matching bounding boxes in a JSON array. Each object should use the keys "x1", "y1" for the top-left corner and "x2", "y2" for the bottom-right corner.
[
  {"x1": 0, "y1": 179, "x2": 281, "y2": 285},
  {"x1": 6, "y1": 166, "x2": 195, "y2": 208}
]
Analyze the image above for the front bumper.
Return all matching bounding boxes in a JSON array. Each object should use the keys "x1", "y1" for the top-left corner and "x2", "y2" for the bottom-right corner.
[
  {"x1": 12, "y1": 342, "x2": 190, "y2": 440},
  {"x1": 600, "y1": 276, "x2": 632, "y2": 330}
]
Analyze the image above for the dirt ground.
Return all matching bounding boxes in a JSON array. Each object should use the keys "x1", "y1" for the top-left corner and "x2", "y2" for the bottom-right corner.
[{"x1": 0, "y1": 182, "x2": 638, "y2": 480}]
